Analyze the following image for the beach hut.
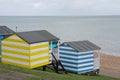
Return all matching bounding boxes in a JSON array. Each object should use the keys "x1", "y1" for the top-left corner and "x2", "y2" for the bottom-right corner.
[
  {"x1": 59, "y1": 40, "x2": 101, "y2": 74},
  {"x1": 0, "y1": 26, "x2": 14, "y2": 57},
  {"x1": 2, "y1": 30, "x2": 59, "y2": 69}
]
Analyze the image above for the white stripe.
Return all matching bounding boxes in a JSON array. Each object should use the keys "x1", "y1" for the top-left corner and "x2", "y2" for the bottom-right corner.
[
  {"x1": 78, "y1": 58, "x2": 94, "y2": 63},
  {"x1": 62, "y1": 62, "x2": 93, "y2": 67},
  {"x1": 8, "y1": 36, "x2": 21, "y2": 40},
  {"x1": 60, "y1": 51, "x2": 76, "y2": 54},
  {"x1": 30, "y1": 42, "x2": 48, "y2": 47},
  {"x1": 60, "y1": 58, "x2": 94, "y2": 63},
  {"x1": 31, "y1": 47, "x2": 48, "y2": 53},
  {"x1": 62, "y1": 63, "x2": 78, "y2": 67},
  {"x1": 2, "y1": 41, "x2": 29, "y2": 46},
  {"x1": 78, "y1": 51, "x2": 94, "y2": 54},
  {"x1": 31, "y1": 59, "x2": 49, "y2": 65},
  {"x1": 2, "y1": 46, "x2": 29, "y2": 53},
  {"x1": 31, "y1": 53, "x2": 49, "y2": 59},
  {"x1": 60, "y1": 51, "x2": 93, "y2": 55},
  {"x1": 2, "y1": 58, "x2": 29, "y2": 65},
  {"x1": 60, "y1": 54, "x2": 78, "y2": 58},
  {"x1": 60, "y1": 46, "x2": 75, "y2": 50},
  {"x1": 78, "y1": 54, "x2": 93, "y2": 58},
  {"x1": 2, "y1": 52, "x2": 29, "y2": 60},
  {"x1": 78, "y1": 66, "x2": 93, "y2": 71},
  {"x1": 60, "y1": 54, "x2": 93, "y2": 58},
  {"x1": 78, "y1": 63, "x2": 94, "y2": 67}
]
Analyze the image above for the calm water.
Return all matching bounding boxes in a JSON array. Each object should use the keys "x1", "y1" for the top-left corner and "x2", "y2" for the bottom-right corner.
[{"x1": 0, "y1": 16, "x2": 120, "y2": 56}]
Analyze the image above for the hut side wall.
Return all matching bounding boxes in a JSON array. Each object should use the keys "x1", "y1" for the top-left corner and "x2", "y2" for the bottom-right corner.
[
  {"x1": 77, "y1": 51, "x2": 94, "y2": 73},
  {"x1": 59, "y1": 44, "x2": 78, "y2": 73},
  {"x1": 60, "y1": 43, "x2": 94, "y2": 74},
  {"x1": 30, "y1": 42, "x2": 50, "y2": 68},
  {"x1": 2, "y1": 34, "x2": 30, "y2": 68}
]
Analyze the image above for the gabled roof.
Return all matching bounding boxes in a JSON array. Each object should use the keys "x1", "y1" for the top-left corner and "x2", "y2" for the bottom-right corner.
[
  {"x1": 65, "y1": 40, "x2": 101, "y2": 52},
  {"x1": 16, "y1": 30, "x2": 59, "y2": 44},
  {"x1": 0, "y1": 26, "x2": 14, "y2": 35}
]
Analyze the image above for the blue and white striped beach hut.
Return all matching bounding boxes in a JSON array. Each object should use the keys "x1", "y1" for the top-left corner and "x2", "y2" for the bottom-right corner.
[
  {"x1": 0, "y1": 26, "x2": 14, "y2": 56},
  {"x1": 59, "y1": 40, "x2": 101, "y2": 74}
]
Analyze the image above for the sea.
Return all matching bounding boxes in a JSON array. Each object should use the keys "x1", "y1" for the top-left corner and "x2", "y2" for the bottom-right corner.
[{"x1": 0, "y1": 16, "x2": 120, "y2": 56}]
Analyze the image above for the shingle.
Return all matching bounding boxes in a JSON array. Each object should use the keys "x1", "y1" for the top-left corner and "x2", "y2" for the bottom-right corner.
[
  {"x1": 16, "y1": 30, "x2": 59, "y2": 44},
  {"x1": 0, "y1": 26, "x2": 14, "y2": 35},
  {"x1": 66, "y1": 40, "x2": 101, "y2": 52}
]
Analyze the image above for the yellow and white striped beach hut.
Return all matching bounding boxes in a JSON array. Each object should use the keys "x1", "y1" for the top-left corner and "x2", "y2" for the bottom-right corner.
[{"x1": 2, "y1": 30, "x2": 59, "y2": 69}]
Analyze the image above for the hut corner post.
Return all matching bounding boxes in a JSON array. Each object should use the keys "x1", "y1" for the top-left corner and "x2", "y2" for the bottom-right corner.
[
  {"x1": 57, "y1": 40, "x2": 60, "y2": 60},
  {"x1": 94, "y1": 50, "x2": 101, "y2": 70}
]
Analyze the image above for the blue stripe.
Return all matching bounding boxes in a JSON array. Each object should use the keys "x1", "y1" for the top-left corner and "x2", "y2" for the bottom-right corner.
[
  {"x1": 66, "y1": 69, "x2": 94, "y2": 73},
  {"x1": 61, "y1": 61, "x2": 78, "y2": 65},
  {"x1": 66, "y1": 70, "x2": 78, "y2": 73},
  {"x1": 64, "y1": 65, "x2": 78, "y2": 69},
  {"x1": 78, "y1": 56, "x2": 94, "y2": 60},
  {"x1": 63, "y1": 64, "x2": 93, "y2": 69},
  {"x1": 60, "y1": 56, "x2": 94, "y2": 61},
  {"x1": 60, "y1": 52, "x2": 77, "y2": 56},
  {"x1": 60, "y1": 48, "x2": 77, "y2": 52},
  {"x1": 78, "y1": 68, "x2": 94, "y2": 73},
  {"x1": 60, "y1": 56, "x2": 78, "y2": 60},
  {"x1": 60, "y1": 52, "x2": 94, "y2": 56},
  {"x1": 61, "y1": 60, "x2": 94, "y2": 65},
  {"x1": 62, "y1": 45, "x2": 70, "y2": 47}
]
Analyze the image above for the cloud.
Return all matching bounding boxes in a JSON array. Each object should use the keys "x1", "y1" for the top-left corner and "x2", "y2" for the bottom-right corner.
[{"x1": 0, "y1": 0, "x2": 120, "y2": 16}]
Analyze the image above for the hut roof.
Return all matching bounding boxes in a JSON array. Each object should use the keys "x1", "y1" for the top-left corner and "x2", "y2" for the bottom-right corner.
[
  {"x1": 0, "y1": 26, "x2": 14, "y2": 35},
  {"x1": 16, "y1": 30, "x2": 59, "y2": 44},
  {"x1": 65, "y1": 40, "x2": 101, "y2": 52}
]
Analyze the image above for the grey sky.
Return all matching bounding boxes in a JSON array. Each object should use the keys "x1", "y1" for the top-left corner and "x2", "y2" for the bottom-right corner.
[{"x1": 0, "y1": 0, "x2": 120, "y2": 16}]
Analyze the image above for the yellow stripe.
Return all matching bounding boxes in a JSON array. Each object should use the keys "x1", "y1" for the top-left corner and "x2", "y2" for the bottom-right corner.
[
  {"x1": 12, "y1": 34, "x2": 18, "y2": 37},
  {"x1": 30, "y1": 62, "x2": 49, "y2": 69},
  {"x1": 31, "y1": 50, "x2": 49, "y2": 56},
  {"x1": 2, "y1": 49, "x2": 29, "y2": 56},
  {"x1": 2, "y1": 43, "x2": 29, "y2": 50},
  {"x1": 30, "y1": 44, "x2": 48, "y2": 50},
  {"x1": 30, "y1": 56, "x2": 49, "y2": 62},
  {"x1": 2, "y1": 55, "x2": 29, "y2": 62},
  {"x1": 2, "y1": 61, "x2": 30, "y2": 69},
  {"x1": 4, "y1": 38, "x2": 26, "y2": 43}
]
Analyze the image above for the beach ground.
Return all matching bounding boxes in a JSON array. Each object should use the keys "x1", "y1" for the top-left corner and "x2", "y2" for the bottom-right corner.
[
  {"x1": 100, "y1": 53, "x2": 120, "y2": 78},
  {"x1": 0, "y1": 53, "x2": 119, "y2": 79}
]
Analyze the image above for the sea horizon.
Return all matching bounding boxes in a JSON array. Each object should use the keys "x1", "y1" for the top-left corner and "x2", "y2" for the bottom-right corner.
[{"x1": 0, "y1": 16, "x2": 120, "y2": 56}]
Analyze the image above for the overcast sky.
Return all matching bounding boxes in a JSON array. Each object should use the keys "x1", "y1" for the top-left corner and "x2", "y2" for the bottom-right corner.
[{"x1": 0, "y1": 0, "x2": 120, "y2": 16}]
